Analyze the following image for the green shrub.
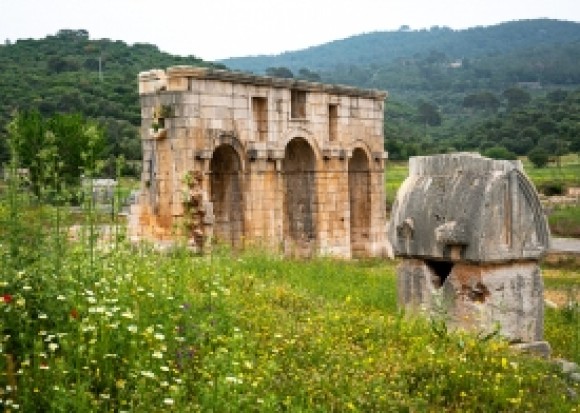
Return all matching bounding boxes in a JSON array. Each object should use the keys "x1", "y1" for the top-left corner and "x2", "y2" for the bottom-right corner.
[
  {"x1": 483, "y1": 146, "x2": 517, "y2": 160},
  {"x1": 538, "y1": 181, "x2": 566, "y2": 196},
  {"x1": 528, "y1": 147, "x2": 550, "y2": 168}
]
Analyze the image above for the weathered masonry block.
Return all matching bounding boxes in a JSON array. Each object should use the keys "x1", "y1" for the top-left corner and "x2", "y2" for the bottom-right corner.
[
  {"x1": 388, "y1": 153, "x2": 551, "y2": 347},
  {"x1": 130, "y1": 66, "x2": 389, "y2": 258}
]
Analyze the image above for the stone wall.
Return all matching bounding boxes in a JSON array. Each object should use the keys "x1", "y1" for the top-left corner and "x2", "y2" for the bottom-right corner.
[{"x1": 131, "y1": 67, "x2": 389, "y2": 258}]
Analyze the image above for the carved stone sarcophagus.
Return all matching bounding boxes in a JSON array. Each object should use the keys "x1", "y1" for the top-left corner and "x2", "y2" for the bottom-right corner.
[{"x1": 388, "y1": 153, "x2": 550, "y2": 347}]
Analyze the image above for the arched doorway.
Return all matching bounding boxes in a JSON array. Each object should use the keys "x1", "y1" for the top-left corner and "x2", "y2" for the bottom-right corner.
[
  {"x1": 349, "y1": 148, "x2": 371, "y2": 257},
  {"x1": 210, "y1": 145, "x2": 244, "y2": 248},
  {"x1": 283, "y1": 138, "x2": 317, "y2": 251}
]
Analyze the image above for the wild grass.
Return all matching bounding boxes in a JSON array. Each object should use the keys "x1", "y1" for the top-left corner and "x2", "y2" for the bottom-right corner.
[
  {"x1": 0, "y1": 162, "x2": 578, "y2": 411},
  {"x1": 543, "y1": 263, "x2": 580, "y2": 365},
  {"x1": 386, "y1": 155, "x2": 580, "y2": 201},
  {"x1": 385, "y1": 160, "x2": 408, "y2": 208},
  {"x1": 548, "y1": 205, "x2": 580, "y2": 237},
  {"x1": 0, "y1": 215, "x2": 578, "y2": 410},
  {"x1": 523, "y1": 154, "x2": 580, "y2": 188}
]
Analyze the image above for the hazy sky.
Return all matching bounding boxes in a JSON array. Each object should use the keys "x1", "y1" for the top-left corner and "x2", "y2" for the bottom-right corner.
[{"x1": 1, "y1": 0, "x2": 579, "y2": 61}]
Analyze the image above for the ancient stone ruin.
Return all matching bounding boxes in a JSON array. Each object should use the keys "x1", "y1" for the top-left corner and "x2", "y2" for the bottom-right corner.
[
  {"x1": 388, "y1": 153, "x2": 551, "y2": 348},
  {"x1": 131, "y1": 66, "x2": 388, "y2": 258}
]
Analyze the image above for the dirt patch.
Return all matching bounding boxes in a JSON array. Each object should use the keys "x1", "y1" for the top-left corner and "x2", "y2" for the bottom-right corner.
[{"x1": 545, "y1": 289, "x2": 580, "y2": 308}]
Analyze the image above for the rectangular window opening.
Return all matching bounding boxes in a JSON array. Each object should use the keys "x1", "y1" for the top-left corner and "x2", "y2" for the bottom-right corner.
[
  {"x1": 252, "y1": 96, "x2": 268, "y2": 142},
  {"x1": 350, "y1": 97, "x2": 359, "y2": 118},
  {"x1": 329, "y1": 104, "x2": 338, "y2": 141},
  {"x1": 291, "y1": 89, "x2": 306, "y2": 119}
]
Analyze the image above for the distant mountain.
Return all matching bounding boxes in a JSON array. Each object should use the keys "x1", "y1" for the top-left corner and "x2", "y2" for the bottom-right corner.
[
  {"x1": 221, "y1": 19, "x2": 580, "y2": 76},
  {"x1": 1, "y1": 23, "x2": 579, "y2": 166},
  {"x1": 220, "y1": 19, "x2": 580, "y2": 162}
]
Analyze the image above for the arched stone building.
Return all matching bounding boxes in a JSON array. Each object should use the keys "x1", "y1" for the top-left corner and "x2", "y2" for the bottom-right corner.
[{"x1": 132, "y1": 66, "x2": 388, "y2": 258}]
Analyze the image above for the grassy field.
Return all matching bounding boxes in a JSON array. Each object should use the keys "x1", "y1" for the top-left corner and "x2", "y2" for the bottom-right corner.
[
  {"x1": 387, "y1": 155, "x2": 580, "y2": 201},
  {"x1": 0, "y1": 189, "x2": 579, "y2": 411},
  {"x1": 0, "y1": 158, "x2": 578, "y2": 411},
  {"x1": 386, "y1": 155, "x2": 580, "y2": 236},
  {"x1": 385, "y1": 161, "x2": 409, "y2": 207},
  {"x1": 543, "y1": 262, "x2": 580, "y2": 364},
  {"x1": 549, "y1": 205, "x2": 580, "y2": 237},
  {"x1": 1, "y1": 241, "x2": 579, "y2": 412},
  {"x1": 523, "y1": 154, "x2": 580, "y2": 189}
]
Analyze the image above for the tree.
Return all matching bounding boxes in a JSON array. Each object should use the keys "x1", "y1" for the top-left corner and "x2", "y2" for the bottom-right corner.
[
  {"x1": 47, "y1": 56, "x2": 80, "y2": 74},
  {"x1": 546, "y1": 89, "x2": 568, "y2": 103},
  {"x1": 56, "y1": 29, "x2": 89, "y2": 40},
  {"x1": 417, "y1": 101, "x2": 441, "y2": 137},
  {"x1": 463, "y1": 91, "x2": 500, "y2": 112},
  {"x1": 265, "y1": 67, "x2": 294, "y2": 78},
  {"x1": 519, "y1": 126, "x2": 540, "y2": 144},
  {"x1": 527, "y1": 147, "x2": 549, "y2": 168},
  {"x1": 502, "y1": 87, "x2": 531, "y2": 110},
  {"x1": 8, "y1": 110, "x2": 105, "y2": 196},
  {"x1": 297, "y1": 68, "x2": 321, "y2": 82},
  {"x1": 483, "y1": 146, "x2": 517, "y2": 160},
  {"x1": 570, "y1": 134, "x2": 580, "y2": 154},
  {"x1": 503, "y1": 136, "x2": 534, "y2": 155}
]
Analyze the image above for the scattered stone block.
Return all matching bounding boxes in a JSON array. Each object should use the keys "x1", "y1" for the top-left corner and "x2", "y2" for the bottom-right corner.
[
  {"x1": 512, "y1": 341, "x2": 552, "y2": 359},
  {"x1": 554, "y1": 358, "x2": 580, "y2": 374}
]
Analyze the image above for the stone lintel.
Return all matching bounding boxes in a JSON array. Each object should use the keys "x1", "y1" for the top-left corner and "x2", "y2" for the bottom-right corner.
[
  {"x1": 267, "y1": 149, "x2": 285, "y2": 160},
  {"x1": 372, "y1": 151, "x2": 388, "y2": 161},
  {"x1": 247, "y1": 148, "x2": 267, "y2": 161},
  {"x1": 194, "y1": 150, "x2": 213, "y2": 160},
  {"x1": 323, "y1": 148, "x2": 347, "y2": 160}
]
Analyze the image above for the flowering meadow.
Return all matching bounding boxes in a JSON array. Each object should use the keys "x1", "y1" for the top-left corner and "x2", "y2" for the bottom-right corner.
[{"x1": 0, "y1": 185, "x2": 579, "y2": 411}]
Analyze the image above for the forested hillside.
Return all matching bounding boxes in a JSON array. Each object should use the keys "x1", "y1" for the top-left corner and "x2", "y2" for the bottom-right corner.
[
  {"x1": 225, "y1": 19, "x2": 580, "y2": 161},
  {"x1": 222, "y1": 19, "x2": 580, "y2": 78},
  {"x1": 0, "y1": 29, "x2": 221, "y2": 163},
  {"x1": 1, "y1": 21, "x2": 579, "y2": 166}
]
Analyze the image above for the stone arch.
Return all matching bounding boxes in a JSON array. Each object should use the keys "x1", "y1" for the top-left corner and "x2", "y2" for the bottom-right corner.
[
  {"x1": 348, "y1": 140, "x2": 373, "y2": 164},
  {"x1": 280, "y1": 128, "x2": 322, "y2": 165},
  {"x1": 213, "y1": 134, "x2": 246, "y2": 172},
  {"x1": 349, "y1": 147, "x2": 371, "y2": 257},
  {"x1": 283, "y1": 137, "x2": 317, "y2": 252},
  {"x1": 210, "y1": 144, "x2": 244, "y2": 248}
]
